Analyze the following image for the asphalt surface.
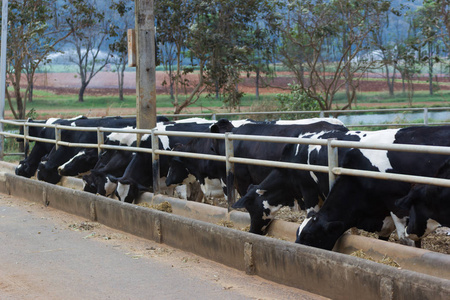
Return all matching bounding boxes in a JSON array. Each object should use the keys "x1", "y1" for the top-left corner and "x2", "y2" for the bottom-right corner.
[{"x1": 0, "y1": 193, "x2": 326, "y2": 300}]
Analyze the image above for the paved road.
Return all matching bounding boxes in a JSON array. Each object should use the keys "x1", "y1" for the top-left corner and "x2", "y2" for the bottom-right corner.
[{"x1": 0, "y1": 194, "x2": 326, "y2": 300}]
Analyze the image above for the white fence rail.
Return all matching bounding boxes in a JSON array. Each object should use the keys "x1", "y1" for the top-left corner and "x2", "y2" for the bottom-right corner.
[{"x1": 0, "y1": 116, "x2": 449, "y2": 206}]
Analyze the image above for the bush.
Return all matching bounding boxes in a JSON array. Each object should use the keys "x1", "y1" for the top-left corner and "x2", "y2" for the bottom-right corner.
[{"x1": 275, "y1": 83, "x2": 321, "y2": 119}]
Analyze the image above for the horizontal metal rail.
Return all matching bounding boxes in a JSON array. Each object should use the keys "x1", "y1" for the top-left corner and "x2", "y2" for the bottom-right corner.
[
  {"x1": 333, "y1": 168, "x2": 450, "y2": 188},
  {"x1": 1, "y1": 113, "x2": 450, "y2": 191}
]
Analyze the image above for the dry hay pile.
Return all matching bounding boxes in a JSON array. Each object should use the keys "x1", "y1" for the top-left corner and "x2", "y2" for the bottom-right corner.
[
  {"x1": 137, "y1": 201, "x2": 173, "y2": 213},
  {"x1": 350, "y1": 249, "x2": 401, "y2": 268}
]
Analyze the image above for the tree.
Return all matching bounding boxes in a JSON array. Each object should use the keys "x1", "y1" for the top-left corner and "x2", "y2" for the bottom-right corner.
[
  {"x1": 2, "y1": 0, "x2": 76, "y2": 119},
  {"x1": 156, "y1": 0, "x2": 276, "y2": 114},
  {"x1": 65, "y1": 1, "x2": 113, "y2": 102},
  {"x1": 155, "y1": 0, "x2": 195, "y2": 114},
  {"x1": 413, "y1": 0, "x2": 448, "y2": 95},
  {"x1": 275, "y1": 0, "x2": 394, "y2": 110},
  {"x1": 109, "y1": 1, "x2": 134, "y2": 101}
]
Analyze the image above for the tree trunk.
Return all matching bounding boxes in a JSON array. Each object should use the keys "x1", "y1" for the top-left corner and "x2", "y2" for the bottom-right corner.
[
  {"x1": 215, "y1": 80, "x2": 219, "y2": 99},
  {"x1": 78, "y1": 83, "x2": 87, "y2": 102},
  {"x1": 385, "y1": 65, "x2": 394, "y2": 96},
  {"x1": 169, "y1": 64, "x2": 174, "y2": 100},
  {"x1": 428, "y1": 43, "x2": 433, "y2": 95},
  {"x1": 255, "y1": 68, "x2": 260, "y2": 100},
  {"x1": 118, "y1": 65, "x2": 125, "y2": 101}
]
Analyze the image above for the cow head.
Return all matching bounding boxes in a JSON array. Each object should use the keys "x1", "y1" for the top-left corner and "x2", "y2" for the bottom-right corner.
[
  {"x1": 37, "y1": 162, "x2": 62, "y2": 184},
  {"x1": 295, "y1": 212, "x2": 345, "y2": 250},
  {"x1": 233, "y1": 184, "x2": 274, "y2": 235},
  {"x1": 15, "y1": 160, "x2": 34, "y2": 178},
  {"x1": 82, "y1": 174, "x2": 97, "y2": 194},
  {"x1": 165, "y1": 144, "x2": 191, "y2": 186},
  {"x1": 112, "y1": 176, "x2": 149, "y2": 203},
  {"x1": 396, "y1": 184, "x2": 444, "y2": 240},
  {"x1": 58, "y1": 149, "x2": 99, "y2": 177}
]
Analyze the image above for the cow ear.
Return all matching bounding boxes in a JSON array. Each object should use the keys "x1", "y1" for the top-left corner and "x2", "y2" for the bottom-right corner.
[
  {"x1": 324, "y1": 221, "x2": 344, "y2": 236},
  {"x1": 210, "y1": 124, "x2": 220, "y2": 133}
]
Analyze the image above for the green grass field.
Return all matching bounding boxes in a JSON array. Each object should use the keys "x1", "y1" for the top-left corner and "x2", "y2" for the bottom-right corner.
[{"x1": 27, "y1": 89, "x2": 450, "y2": 111}]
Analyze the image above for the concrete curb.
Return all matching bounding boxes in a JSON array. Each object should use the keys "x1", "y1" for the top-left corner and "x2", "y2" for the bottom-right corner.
[{"x1": 0, "y1": 171, "x2": 449, "y2": 299}]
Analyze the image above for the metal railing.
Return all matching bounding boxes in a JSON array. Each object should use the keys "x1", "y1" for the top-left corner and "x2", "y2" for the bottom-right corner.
[
  {"x1": 161, "y1": 106, "x2": 450, "y2": 127},
  {"x1": 1, "y1": 117, "x2": 449, "y2": 209}
]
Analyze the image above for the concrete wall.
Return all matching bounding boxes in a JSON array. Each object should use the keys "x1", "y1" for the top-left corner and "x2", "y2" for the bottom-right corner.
[{"x1": 1, "y1": 171, "x2": 449, "y2": 300}]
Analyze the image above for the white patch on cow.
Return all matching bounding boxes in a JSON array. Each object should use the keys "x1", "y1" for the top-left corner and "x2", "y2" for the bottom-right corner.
[
  {"x1": 67, "y1": 115, "x2": 85, "y2": 121},
  {"x1": 262, "y1": 200, "x2": 282, "y2": 220},
  {"x1": 58, "y1": 150, "x2": 86, "y2": 172},
  {"x1": 107, "y1": 128, "x2": 137, "y2": 146},
  {"x1": 220, "y1": 178, "x2": 226, "y2": 188},
  {"x1": 200, "y1": 183, "x2": 207, "y2": 195},
  {"x1": 230, "y1": 119, "x2": 255, "y2": 127},
  {"x1": 256, "y1": 189, "x2": 266, "y2": 196},
  {"x1": 46, "y1": 118, "x2": 59, "y2": 125},
  {"x1": 275, "y1": 118, "x2": 344, "y2": 126},
  {"x1": 297, "y1": 217, "x2": 312, "y2": 238},
  {"x1": 172, "y1": 117, "x2": 213, "y2": 124},
  {"x1": 306, "y1": 205, "x2": 320, "y2": 215},
  {"x1": 82, "y1": 179, "x2": 87, "y2": 189},
  {"x1": 17, "y1": 163, "x2": 23, "y2": 169},
  {"x1": 406, "y1": 219, "x2": 441, "y2": 240},
  {"x1": 152, "y1": 125, "x2": 170, "y2": 150},
  {"x1": 310, "y1": 172, "x2": 319, "y2": 184},
  {"x1": 116, "y1": 183, "x2": 130, "y2": 202},
  {"x1": 104, "y1": 177, "x2": 117, "y2": 197},
  {"x1": 358, "y1": 129, "x2": 398, "y2": 173}
]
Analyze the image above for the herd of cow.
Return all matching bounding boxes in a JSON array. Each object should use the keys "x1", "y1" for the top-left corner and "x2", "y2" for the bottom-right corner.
[{"x1": 14, "y1": 115, "x2": 450, "y2": 251}]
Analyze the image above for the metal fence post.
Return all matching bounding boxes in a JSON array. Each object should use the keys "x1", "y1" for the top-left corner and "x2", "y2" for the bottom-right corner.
[
  {"x1": 151, "y1": 129, "x2": 160, "y2": 194},
  {"x1": 97, "y1": 128, "x2": 104, "y2": 156},
  {"x1": 319, "y1": 111, "x2": 325, "y2": 118},
  {"x1": 55, "y1": 125, "x2": 61, "y2": 150},
  {"x1": 24, "y1": 124, "x2": 29, "y2": 158},
  {"x1": 212, "y1": 113, "x2": 216, "y2": 121},
  {"x1": 327, "y1": 138, "x2": 338, "y2": 190},
  {"x1": 225, "y1": 132, "x2": 235, "y2": 211},
  {"x1": 423, "y1": 108, "x2": 429, "y2": 126}
]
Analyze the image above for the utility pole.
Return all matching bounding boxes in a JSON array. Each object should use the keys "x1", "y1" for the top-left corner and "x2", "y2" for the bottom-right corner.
[
  {"x1": 0, "y1": 0, "x2": 9, "y2": 160},
  {"x1": 135, "y1": 0, "x2": 157, "y2": 137}
]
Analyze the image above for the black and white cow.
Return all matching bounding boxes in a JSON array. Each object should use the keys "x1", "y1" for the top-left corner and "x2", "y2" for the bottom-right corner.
[
  {"x1": 15, "y1": 116, "x2": 87, "y2": 178},
  {"x1": 396, "y1": 158, "x2": 450, "y2": 240},
  {"x1": 113, "y1": 118, "x2": 217, "y2": 203},
  {"x1": 36, "y1": 117, "x2": 136, "y2": 184},
  {"x1": 207, "y1": 118, "x2": 348, "y2": 200},
  {"x1": 296, "y1": 126, "x2": 450, "y2": 250},
  {"x1": 164, "y1": 118, "x2": 253, "y2": 195},
  {"x1": 58, "y1": 116, "x2": 169, "y2": 177},
  {"x1": 234, "y1": 129, "x2": 363, "y2": 234},
  {"x1": 82, "y1": 128, "x2": 140, "y2": 196}
]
